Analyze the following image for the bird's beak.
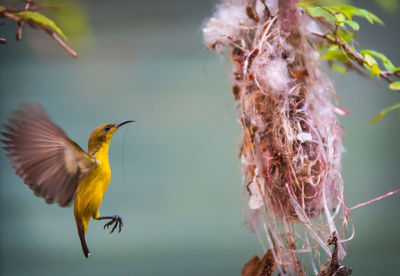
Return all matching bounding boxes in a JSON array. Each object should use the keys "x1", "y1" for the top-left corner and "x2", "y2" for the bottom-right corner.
[{"x1": 115, "y1": 120, "x2": 135, "y2": 129}]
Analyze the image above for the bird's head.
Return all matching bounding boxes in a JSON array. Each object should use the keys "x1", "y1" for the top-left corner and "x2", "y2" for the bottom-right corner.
[{"x1": 88, "y1": 120, "x2": 134, "y2": 155}]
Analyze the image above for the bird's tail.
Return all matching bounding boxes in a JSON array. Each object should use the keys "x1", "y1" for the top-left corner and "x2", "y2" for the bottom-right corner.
[{"x1": 76, "y1": 220, "x2": 90, "y2": 258}]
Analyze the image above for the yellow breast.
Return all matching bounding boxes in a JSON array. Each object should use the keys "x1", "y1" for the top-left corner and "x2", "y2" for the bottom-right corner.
[{"x1": 74, "y1": 146, "x2": 111, "y2": 221}]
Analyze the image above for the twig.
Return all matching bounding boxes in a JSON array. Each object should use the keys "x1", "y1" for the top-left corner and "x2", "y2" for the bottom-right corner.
[
  {"x1": 0, "y1": 11, "x2": 21, "y2": 21},
  {"x1": 16, "y1": 22, "x2": 24, "y2": 40},
  {"x1": 16, "y1": 0, "x2": 30, "y2": 40},
  {"x1": 45, "y1": 29, "x2": 77, "y2": 58},
  {"x1": 0, "y1": 1, "x2": 77, "y2": 57},
  {"x1": 312, "y1": 32, "x2": 398, "y2": 84}
]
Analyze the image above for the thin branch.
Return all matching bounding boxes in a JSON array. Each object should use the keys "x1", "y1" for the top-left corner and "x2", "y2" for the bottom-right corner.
[
  {"x1": 0, "y1": 11, "x2": 21, "y2": 21},
  {"x1": 16, "y1": 21, "x2": 24, "y2": 40},
  {"x1": 45, "y1": 29, "x2": 77, "y2": 58},
  {"x1": 312, "y1": 32, "x2": 398, "y2": 84},
  {"x1": 16, "y1": 0, "x2": 30, "y2": 40},
  {"x1": 24, "y1": 0, "x2": 31, "y2": 10}
]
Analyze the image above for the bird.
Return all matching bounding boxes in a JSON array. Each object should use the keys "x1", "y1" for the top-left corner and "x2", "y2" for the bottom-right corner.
[{"x1": 1, "y1": 103, "x2": 134, "y2": 258}]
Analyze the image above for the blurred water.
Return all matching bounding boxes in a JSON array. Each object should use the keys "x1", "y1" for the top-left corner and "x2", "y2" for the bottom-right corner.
[{"x1": 0, "y1": 0, "x2": 399, "y2": 275}]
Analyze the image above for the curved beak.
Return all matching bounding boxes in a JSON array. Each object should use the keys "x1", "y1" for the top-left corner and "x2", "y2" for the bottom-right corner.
[{"x1": 115, "y1": 120, "x2": 135, "y2": 129}]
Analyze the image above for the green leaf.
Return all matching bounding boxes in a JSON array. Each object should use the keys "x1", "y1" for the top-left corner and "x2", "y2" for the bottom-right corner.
[
  {"x1": 315, "y1": 0, "x2": 351, "y2": 6},
  {"x1": 343, "y1": 19, "x2": 359, "y2": 30},
  {"x1": 327, "y1": 44, "x2": 339, "y2": 51},
  {"x1": 303, "y1": 6, "x2": 338, "y2": 22},
  {"x1": 334, "y1": 12, "x2": 346, "y2": 22},
  {"x1": 363, "y1": 54, "x2": 381, "y2": 77},
  {"x1": 327, "y1": 5, "x2": 354, "y2": 19},
  {"x1": 389, "y1": 82, "x2": 400, "y2": 91},
  {"x1": 360, "y1": 49, "x2": 396, "y2": 72},
  {"x1": 337, "y1": 29, "x2": 355, "y2": 42},
  {"x1": 364, "y1": 54, "x2": 378, "y2": 67},
  {"x1": 0, "y1": 5, "x2": 5, "y2": 10},
  {"x1": 14, "y1": 11, "x2": 67, "y2": 40},
  {"x1": 325, "y1": 5, "x2": 384, "y2": 25},
  {"x1": 393, "y1": 67, "x2": 400, "y2": 73},
  {"x1": 352, "y1": 7, "x2": 384, "y2": 25},
  {"x1": 370, "y1": 65, "x2": 381, "y2": 77},
  {"x1": 322, "y1": 50, "x2": 349, "y2": 62},
  {"x1": 370, "y1": 102, "x2": 400, "y2": 124},
  {"x1": 296, "y1": 2, "x2": 316, "y2": 8},
  {"x1": 331, "y1": 63, "x2": 347, "y2": 74}
]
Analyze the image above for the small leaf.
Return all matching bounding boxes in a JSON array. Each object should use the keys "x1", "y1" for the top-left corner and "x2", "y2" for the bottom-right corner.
[
  {"x1": 337, "y1": 29, "x2": 355, "y2": 42},
  {"x1": 393, "y1": 67, "x2": 400, "y2": 73},
  {"x1": 296, "y1": 2, "x2": 315, "y2": 8},
  {"x1": 322, "y1": 50, "x2": 349, "y2": 62},
  {"x1": 315, "y1": 0, "x2": 351, "y2": 5},
  {"x1": 370, "y1": 65, "x2": 381, "y2": 77},
  {"x1": 327, "y1": 5, "x2": 354, "y2": 19},
  {"x1": 360, "y1": 49, "x2": 396, "y2": 72},
  {"x1": 364, "y1": 54, "x2": 378, "y2": 67},
  {"x1": 343, "y1": 20, "x2": 359, "y2": 30},
  {"x1": 14, "y1": 11, "x2": 67, "y2": 40},
  {"x1": 363, "y1": 54, "x2": 381, "y2": 77},
  {"x1": 0, "y1": 5, "x2": 5, "y2": 10},
  {"x1": 389, "y1": 82, "x2": 400, "y2": 91},
  {"x1": 326, "y1": 33, "x2": 336, "y2": 40},
  {"x1": 334, "y1": 12, "x2": 346, "y2": 22},
  {"x1": 327, "y1": 5, "x2": 384, "y2": 25},
  {"x1": 331, "y1": 63, "x2": 347, "y2": 74},
  {"x1": 370, "y1": 102, "x2": 400, "y2": 124},
  {"x1": 304, "y1": 6, "x2": 338, "y2": 22},
  {"x1": 353, "y1": 7, "x2": 384, "y2": 25},
  {"x1": 370, "y1": 113, "x2": 383, "y2": 124},
  {"x1": 328, "y1": 44, "x2": 340, "y2": 51}
]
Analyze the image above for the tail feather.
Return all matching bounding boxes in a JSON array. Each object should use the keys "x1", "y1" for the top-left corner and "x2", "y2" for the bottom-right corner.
[{"x1": 77, "y1": 223, "x2": 90, "y2": 258}]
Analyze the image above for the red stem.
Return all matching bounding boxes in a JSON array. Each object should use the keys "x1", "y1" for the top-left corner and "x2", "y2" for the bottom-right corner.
[{"x1": 349, "y1": 188, "x2": 400, "y2": 210}]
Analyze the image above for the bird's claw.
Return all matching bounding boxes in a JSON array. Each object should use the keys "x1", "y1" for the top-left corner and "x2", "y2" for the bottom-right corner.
[{"x1": 103, "y1": 216, "x2": 123, "y2": 233}]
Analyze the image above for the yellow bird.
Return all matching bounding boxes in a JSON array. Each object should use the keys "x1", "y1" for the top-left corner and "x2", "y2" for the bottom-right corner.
[{"x1": 1, "y1": 103, "x2": 134, "y2": 258}]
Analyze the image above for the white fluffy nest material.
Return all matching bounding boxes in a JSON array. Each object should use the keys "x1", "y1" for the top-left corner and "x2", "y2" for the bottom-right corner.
[{"x1": 203, "y1": 0, "x2": 352, "y2": 274}]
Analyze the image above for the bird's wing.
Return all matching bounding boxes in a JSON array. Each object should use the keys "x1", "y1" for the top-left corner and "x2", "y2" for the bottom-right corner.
[{"x1": 1, "y1": 104, "x2": 97, "y2": 207}]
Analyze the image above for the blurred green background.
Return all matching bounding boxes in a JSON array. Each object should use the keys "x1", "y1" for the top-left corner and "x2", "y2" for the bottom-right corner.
[{"x1": 0, "y1": 0, "x2": 399, "y2": 275}]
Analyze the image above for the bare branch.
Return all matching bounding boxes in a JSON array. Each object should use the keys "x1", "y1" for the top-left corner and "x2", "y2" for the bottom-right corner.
[
  {"x1": 16, "y1": 21, "x2": 24, "y2": 40},
  {"x1": 45, "y1": 29, "x2": 77, "y2": 58}
]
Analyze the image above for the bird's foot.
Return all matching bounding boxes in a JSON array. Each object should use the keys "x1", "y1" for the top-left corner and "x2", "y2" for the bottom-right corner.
[{"x1": 99, "y1": 216, "x2": 123, "y2": 233}]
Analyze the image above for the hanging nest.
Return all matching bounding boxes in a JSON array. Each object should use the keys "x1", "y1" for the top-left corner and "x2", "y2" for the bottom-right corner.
[{"x1": 203, "y1": 0, "x2": 353, "y2": 274}]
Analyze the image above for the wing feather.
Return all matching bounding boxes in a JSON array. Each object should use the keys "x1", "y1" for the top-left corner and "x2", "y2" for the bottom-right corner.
[{"x1": 1, "y1": 104, "x2": 96, "y2": 207}]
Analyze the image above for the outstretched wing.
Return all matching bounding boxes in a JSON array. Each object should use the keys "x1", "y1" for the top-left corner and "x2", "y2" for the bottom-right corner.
[{"x1": 1, "y1": 104, "x2": 96, "y2": 207}]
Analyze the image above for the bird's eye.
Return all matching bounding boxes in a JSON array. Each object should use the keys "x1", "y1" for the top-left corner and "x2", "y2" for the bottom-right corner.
[{"x1": 104, "y1": 125, "x2": 111, "y2": 131}]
